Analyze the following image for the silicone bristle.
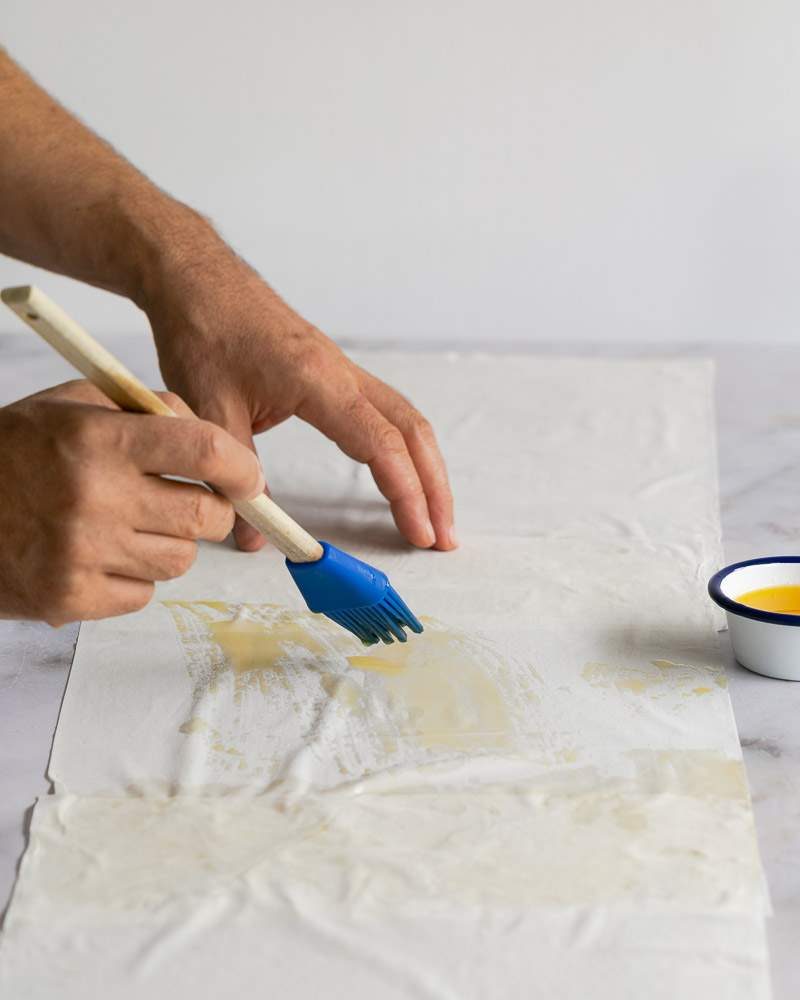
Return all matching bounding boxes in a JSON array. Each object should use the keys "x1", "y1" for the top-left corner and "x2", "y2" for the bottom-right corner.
[
  {"x1": 286, "y1": 542, "x2": 424, "y2": 646},
  {"x1": 323, "y1": 588, "x2": 424, "y2": 647},
  {"x1": 384, "y1": 587, "x2": 424, "y2": 633}
]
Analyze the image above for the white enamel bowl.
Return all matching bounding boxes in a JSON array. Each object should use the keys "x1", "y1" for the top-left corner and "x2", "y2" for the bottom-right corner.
[{"x1": 709, "y1": 557, "x2": 800, "y2": 681}]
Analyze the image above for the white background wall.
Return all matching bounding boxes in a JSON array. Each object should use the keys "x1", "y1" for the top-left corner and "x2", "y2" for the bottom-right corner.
[{"x1": 4, "y1": 1, "x2": 800, "y2": 344}]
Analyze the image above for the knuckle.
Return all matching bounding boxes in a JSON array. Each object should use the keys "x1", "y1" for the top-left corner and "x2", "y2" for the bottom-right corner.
[
  {"x1": 291, "y1": 333, "x2": 331, "y2": 382},
  {"x1": 182, "y1": 490, "x2": 210, "y2": 539},
  {"x1": 41, "y1": 378, "x2": 104, "y2": 407},
  {"x1": 53, "y1": 378, "x2": 93, "y2": 400},
  {"x1": 408, "y1": 411, "x2": 434, "y2": 440},
  {"x1": 98, "y1": 418, "x2": 127, "y2": 455},
  {"x1": 293, "y1": 349, "x2": 320, "y2": 383},
  {"x1": 343, "y1": 391, "x2": 369, "y2": 417},
  {"x1": 58, "y1": 407, "x2": 92, "y2": 450},
  {"x1": 207, "y1": 500, "x2": 236, "y2": 541},
  {"x1": 193, "y1": 422, "x2": 227, "y2": 475},
  {"x1": 61, "y1": 377, "x2": 90, "y2": 393},
  {"x1": 62, "y1": 410, "x2": 127, "y2": 462},
  {"x1": 376, "y1": 423, "x2": 406, "y2": 455},
  {"x1": 163, "y1": 541, "x2": 197, "y2": 579}
]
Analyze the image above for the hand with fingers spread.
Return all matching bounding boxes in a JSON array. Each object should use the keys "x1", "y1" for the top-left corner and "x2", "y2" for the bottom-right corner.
[
  {"x1": 0, "y1": 380, "x2": 264, "y2": 625},
  {"x1": 147, "y1": 257, "x2": 457, "y2": 554},
  {"x1": 0, "y1": 49, "x2": 457, "y2": 559}
]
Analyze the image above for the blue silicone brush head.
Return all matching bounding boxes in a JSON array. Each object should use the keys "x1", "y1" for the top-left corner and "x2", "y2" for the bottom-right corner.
[{"x1": 286, "y1": 541, "x2": 424, "y2": 645}]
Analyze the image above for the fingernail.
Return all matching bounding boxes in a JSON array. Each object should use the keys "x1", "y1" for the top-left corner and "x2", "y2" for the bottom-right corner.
[
  {"x1": 422, "y1": 520, "x2": 436, "y2": 547},
  {"x1": 446, "y1": 526, "x2": 459, "y2": 549},
  {"x1": 251, "y1": 458, "x2": 266, "y2": 497}
]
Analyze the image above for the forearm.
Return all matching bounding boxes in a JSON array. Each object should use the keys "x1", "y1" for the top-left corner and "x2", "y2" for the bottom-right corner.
[
  {"x1": 0, "y1": 54, "x2": 455, "y2": 553},
  {"x1": 0, "y1": 49, "x2": 231, "y2": 308}
]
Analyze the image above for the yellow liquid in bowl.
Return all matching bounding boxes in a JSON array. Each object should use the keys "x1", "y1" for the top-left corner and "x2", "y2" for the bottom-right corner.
[{"x1": 736, "y1": 584, "x2": 800, "y2": 615}]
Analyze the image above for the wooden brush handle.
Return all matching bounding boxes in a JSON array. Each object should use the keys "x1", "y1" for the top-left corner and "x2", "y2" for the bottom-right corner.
[{"x1": 1, "y1": 285, "x2": 323, "y2": 564}]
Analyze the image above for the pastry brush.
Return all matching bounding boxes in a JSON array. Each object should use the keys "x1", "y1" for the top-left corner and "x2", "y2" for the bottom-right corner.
[{"x1": 1, "y1": 285, "x2": 424, "y2": 646}]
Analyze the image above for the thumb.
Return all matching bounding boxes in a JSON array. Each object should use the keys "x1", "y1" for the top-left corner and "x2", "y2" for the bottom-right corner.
[{"x1": 202, "y1": 399, "x2": 267, "y2": 553}]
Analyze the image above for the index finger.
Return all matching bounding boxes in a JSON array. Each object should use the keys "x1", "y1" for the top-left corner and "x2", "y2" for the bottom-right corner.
[
  {"x1": 361, "y1": 373, "x2": 456, "y2": 550},
  {"x1": 125, "y1": 414, "x2": 265, "y2": 501},
  {"x1": 299, "y1": 388, "x2": 438, "y2": 549}
]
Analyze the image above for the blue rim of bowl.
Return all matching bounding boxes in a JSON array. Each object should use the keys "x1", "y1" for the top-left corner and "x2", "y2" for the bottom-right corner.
[{"x1": 709, "y1": 555, "x2": 800, "y2": 626}]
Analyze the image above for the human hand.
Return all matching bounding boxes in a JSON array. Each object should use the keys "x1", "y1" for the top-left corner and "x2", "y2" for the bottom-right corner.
[
  {"x1": 0, "y1": 52, "x2": 452, "y2": 555},
  {"x1": 146, "y1": 255, "x2": 456, "y2": 553},
  {"x1": 0, "y1": 380, "x2": 264, "y2": 624}
]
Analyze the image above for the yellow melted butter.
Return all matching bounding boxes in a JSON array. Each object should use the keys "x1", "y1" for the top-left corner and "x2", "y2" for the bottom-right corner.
[
  {"x1": 165, "y1": 602, "x2": 518, "y2": 755},
  {"x1": 208, "y1": 615, "x2": 325, "y2": 673},
  {"x1": 736, "y1": 584, "x2": 800, "y2": 615},
  {"x1": 346, "y1": 654, "x2": 403, "y2": 675},
  {"x1": 346, "y1": 631, "x2": 513, "y2": 750}
]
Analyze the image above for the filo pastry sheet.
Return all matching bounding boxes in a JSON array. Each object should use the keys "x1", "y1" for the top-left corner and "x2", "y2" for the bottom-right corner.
[{"x1": 0, "y1": 357, "x2": 770, "y2": 999}]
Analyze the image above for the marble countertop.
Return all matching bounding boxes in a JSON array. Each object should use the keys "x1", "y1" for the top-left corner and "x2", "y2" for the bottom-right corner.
[{"x1": 1, "y1": 336, "x2": 798, "y2": 998}]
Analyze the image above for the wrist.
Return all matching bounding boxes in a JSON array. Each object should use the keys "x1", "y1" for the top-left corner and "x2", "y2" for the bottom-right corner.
[
  {"x1": 137, "y1": 238, "x2": 274, "y2": 356},
  {"x1": 120, "y1": 191, "x2": 240, "y2": 316}
]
